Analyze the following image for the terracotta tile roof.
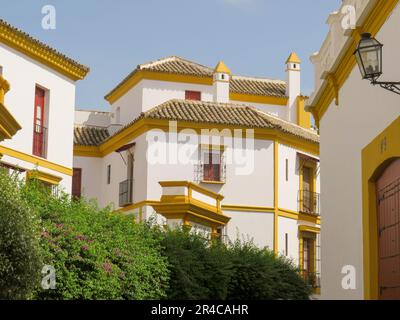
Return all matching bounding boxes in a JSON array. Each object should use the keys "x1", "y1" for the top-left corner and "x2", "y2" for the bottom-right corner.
[
  {"x1": 105, "y1": 56, "x2": 288, "y2": 100},
  {"x1": 78, "y1": 99, "x2": 318, "y2": 147},
  {"x1": 74, "y1": 126, "x2": 110, "y2": 146},
  {"x1": 0, "y1": 19, "x2": 89, "y2": 80},
  {"x1": 231, "y1": 76, "x2": 286, "y2": 97}
]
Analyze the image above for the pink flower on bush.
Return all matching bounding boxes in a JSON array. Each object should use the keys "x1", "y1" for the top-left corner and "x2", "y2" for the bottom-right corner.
[
  {"x1": 41, "y1": 231, "x2": 50, "y2": 238},
  {"x1": 103, "y1": 262, "x2": 113, "y2": 274},
  {"x1": 81, "y1": 245, "x2": 89, "y2": 251}
]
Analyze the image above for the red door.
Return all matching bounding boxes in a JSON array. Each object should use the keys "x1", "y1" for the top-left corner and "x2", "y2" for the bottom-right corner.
[
  {"x1": 33, "y1": 87, "x2": 46, "y2": 157},
  {"x1": 376, "y1": 158, "x2": 400, "y2": 300}
]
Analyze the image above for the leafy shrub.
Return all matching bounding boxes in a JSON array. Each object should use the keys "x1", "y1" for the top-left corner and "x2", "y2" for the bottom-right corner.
[
  {"x1": 160, "y1": 229, "x2": 232, "y2": 300},
  {"x1": 226, "y1": 241, "x2": 311, "y2": 300},
  {"x1": 21, "y1": 181, "x2": 169, "y2": 300},
  {"x1": 160, "y1": 229, "x2": 311, "y2": 300},
  {"x1": 0, "y1": 169, "x2": 42, "y2": 299}
]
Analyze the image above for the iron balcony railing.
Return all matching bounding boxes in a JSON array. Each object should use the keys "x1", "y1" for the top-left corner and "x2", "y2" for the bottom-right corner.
[
  {"x1": 33, "y1": 124, "x2": 47, "y2": 158},
  {"x1": 298, "y1": 190, "x2": 320, "y2": 216},
  {"x1": 119, "y1": 179, "x2": 133, "y2": 207}
]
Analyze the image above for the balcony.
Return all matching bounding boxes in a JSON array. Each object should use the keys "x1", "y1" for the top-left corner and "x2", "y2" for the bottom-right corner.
[
  {"x1": 32, "y1": 124, "x2": 47, "y2": 158},
  {"x1": 119, "y1": 179, "x2": 133, "y2": 207},
  {"x1": 298, "y1": 190, "x2": 320, "y2": 216},
  {"x1": 152, "y1": 181, "x2": 230, "y2": 231}
]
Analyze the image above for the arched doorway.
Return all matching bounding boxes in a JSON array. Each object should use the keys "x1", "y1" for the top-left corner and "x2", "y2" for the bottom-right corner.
[{"x1": 376, "y1": 158, "x2": 400, "y2": 300}]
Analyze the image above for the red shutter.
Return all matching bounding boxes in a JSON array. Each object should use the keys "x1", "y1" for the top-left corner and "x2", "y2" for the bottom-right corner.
[
  {"x1": 185, "y1": 91, "x2": 201, "y2": 101},
  {"x1": 72, "y1": 168, "x2": 82, "y2": 198}
]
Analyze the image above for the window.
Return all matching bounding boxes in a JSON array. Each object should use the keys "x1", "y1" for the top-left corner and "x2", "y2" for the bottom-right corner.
[
  {"x1": 107, "y1": 165, "x2": 111, "y2": 184},
  {"x1": 185, "y1": 90, "x2": 201, "y2": 101},
  {"x1": 33, "y1": 86, "x2": 47, "y2": 158},
  {"x1": 115, "y1": 107, "x2": 121, "y2": 124},
  {"x1": 285, "y1": 159, "x2": 289, "y2": 181},
  {"x1": 72, "y1": 168, "x2": 82, "y2": 199},
  {"x1": 0, "y1": 66, "x2": 3, "y2": 75},
  {"x1": 203, "y1": 150, "x2": 222, "y2": 182},
  {"x1": 285, "y1": 233, "x2": 289, "y2": 256}
]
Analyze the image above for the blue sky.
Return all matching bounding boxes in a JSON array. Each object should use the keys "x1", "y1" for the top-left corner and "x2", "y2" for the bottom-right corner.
[{"x1": 1, "y1": 0, "x2": 341, "y2": 110}]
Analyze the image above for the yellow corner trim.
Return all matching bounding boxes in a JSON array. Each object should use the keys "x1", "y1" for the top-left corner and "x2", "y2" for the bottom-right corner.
[
  {"x1": 297, "y1": 95, "x2": 311, "y2": 129},
  {"x1": 0, "y1": 21, "x2": 89, "y2": 81},
  {"x1": 159, "y1": 180, "x2": 225, "y2": 200},
  {"x1": 222, "y1": 204, "x2": 274, "y2": 213},
  {"x1": 26, "y1": 169, "x2": 62, "y2": 185},
  {"x1": 0, "y1": 103, "x2": 22, "y2": 142},
  {"x1": 0, "y1": 145, "x2": 73, "y2": 176},
  {"x1": 308, "y1": 0, "x2": 399, "y2": 125}
]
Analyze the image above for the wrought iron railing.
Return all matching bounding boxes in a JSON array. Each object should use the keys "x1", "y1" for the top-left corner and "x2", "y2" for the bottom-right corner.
[
  {"x1": 119, "y1": 179, "x2": 133, "y2": 207},
  {"x1": 33, "y1": 124, "x2": 47, "y2": 158},
  {"x1": 298, "y1": 190, "x2": 320, "y2": 216}
]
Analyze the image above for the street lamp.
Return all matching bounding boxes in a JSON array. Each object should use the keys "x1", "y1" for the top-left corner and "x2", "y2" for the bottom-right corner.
[{"x1": 354, "y1": 33, "x2": 400, "y2": 95}]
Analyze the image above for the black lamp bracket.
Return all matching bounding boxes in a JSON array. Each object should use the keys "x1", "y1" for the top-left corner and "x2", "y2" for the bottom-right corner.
[{"x1": 371, "y1": 81, "x2": 400, "y2": 95}]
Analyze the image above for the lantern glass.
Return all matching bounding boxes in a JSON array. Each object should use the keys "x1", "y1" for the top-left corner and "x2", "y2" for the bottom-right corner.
[{"x1": 354, "y1": 33, "x2": 383, "y2": 80}]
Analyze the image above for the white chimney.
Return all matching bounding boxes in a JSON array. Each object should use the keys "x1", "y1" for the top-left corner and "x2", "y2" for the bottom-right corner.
[
  {"x1": 213, "y1": 61, "x2": 231, "y2": 103},
  {"x1": 285, "y1": 52, "x2": 301, "y2": 123}
]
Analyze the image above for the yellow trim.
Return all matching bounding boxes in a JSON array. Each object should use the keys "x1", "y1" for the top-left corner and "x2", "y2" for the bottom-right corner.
[
  {"x1": 273, "y1": 141, "x2": 279, "y2": 254},
  {"x1": 297, "y1": 95, "x2": 311, "y2": 129},
  {"x1": 286, "y1": 52, "x2": 301, "y2": 64},
  {"x1": 0, "y1": 145, "x2": 73, "y2": 176},
  {"x1": 118, "y1": 200, "x2": 160, "y2": 213},
  {"x1": 105, "y1": 70, "x2": 213, "y2": 104},
  {"x1": 26, "y1": 169, "x2": 62, "y2": 185},
  {"x1": 308, "y1": 0, "x2": 399, "y2": 125},
  {"x1": 0, "y1": 21, "x2": 89, "y2": 81},
  {"x1": 201, "y1": 181, "x2": 225, "y2": 185},
  {"x1": 214, "y1": 61, "x2": 232, "y2": 75},
  {"x1": 222, "y1": 204, "x2": 274, "y2": 213},
  {"x1": 79, "y1": 118, "x2": 319, "y2": 158},
  {"x1": 159, "y1": 180, "x2": 224, "y2": 201},
  {"x1": 74, "y1": 145, "x2": 103, "y2": 158},
  {"x1": 230, "y1": 92, "x2": 288, "y2": 106},
  {"x1": 299, "y1": 225, "x2": 320, "y2": 234},
  {"x1": 361, "y1": 116, "x2": 400, "y2": 300},
  {"x1": 0, "y1": 76, "x2": 22, "y2": 142},
  {"x1": 0, "y1": 103, "x2": 21, "y2": 142}
]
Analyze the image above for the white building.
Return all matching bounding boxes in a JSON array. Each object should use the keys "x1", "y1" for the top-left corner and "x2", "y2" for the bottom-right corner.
[
  {"x1": 74, "y1": 55, "x2": 321, "y2": 290},
  {"x1": 0, "y1": 19, "x2": 89, "y2": 190},
  {"x1": 306, "y1": 0, "x2": 400, "y2": 299}
]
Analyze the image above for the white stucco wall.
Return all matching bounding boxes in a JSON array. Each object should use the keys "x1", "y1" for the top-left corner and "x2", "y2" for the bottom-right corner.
[
  {"x1": 0, "y1": 42, "x2": 77, "y2": 191},
  {"x1": 318, "y1": 3, "x2": 400, "y2": 300},
  {"x1": 278, "y1": 216, "x2": 300, "y2": 264},
  {"x1": 225, "y1": 210, "x2": 274, "y2": 249}
]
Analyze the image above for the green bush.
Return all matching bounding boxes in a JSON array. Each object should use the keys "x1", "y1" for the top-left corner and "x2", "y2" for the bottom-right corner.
[
  {"x1": 20, "y1": 182, "x2": 170, "y2": 300},
  {"x1": 160, "y1": 229, "x2": 232, "y2": 300},
  {"x1": 160, "y1": 229, "x2": 311, "y2": 300},
  {"x1": 226, "y1": 241, "x2": 311, "y2": 300},
  {"x1": 0, "y1": 169, "x2": 42, "y2": 299}
]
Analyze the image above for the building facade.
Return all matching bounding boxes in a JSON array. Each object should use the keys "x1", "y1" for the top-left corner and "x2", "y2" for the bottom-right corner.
[
  {"x1": 0, "y1": 20, "x2": 89, "y2": 190},
  {"x1": 74, "y1": 55, "x2": 321, "y2": 288},
  {"x1": 307, "y1": 0, "x2": 400, "y2": 299}
]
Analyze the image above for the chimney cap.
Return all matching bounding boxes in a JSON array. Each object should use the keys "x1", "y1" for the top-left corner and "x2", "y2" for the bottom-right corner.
[
  {"x1": 214, "y1": 61, "x2": 232, "y2": 75},
  {"x1": 286, "y1": 52, "x2": 301, "y2": 64}
]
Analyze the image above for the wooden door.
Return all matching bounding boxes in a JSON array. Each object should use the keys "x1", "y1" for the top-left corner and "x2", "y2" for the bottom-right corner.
[
  {"x1": 376, "y1": 158, "x2": 400, "y2": 300},
  {"x1": 72, "y1": 168, "x2": 82, "y2": 199},
  {"x1": 33, "y1": 87, "x2": 45, "y2": 157}
]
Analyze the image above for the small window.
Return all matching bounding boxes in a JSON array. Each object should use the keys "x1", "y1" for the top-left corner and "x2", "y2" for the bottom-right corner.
[
  {"x1": 285, "y1": 233, "x2": 289, "y2": 256},
  {"x1": 72, "y1": 168, "x2": 82, "y2": 199},
  {"x1": 293, "y1": 64, "x2": 297, "y2": 69},
  {"x1": 107, "y1": 165, "x2": 111, "y2": 185},
  {"x1": 0, "y1": 66, "x2": 3, "y2": 75},
  {"x1": 285, "y1": 159, "x2": 289, "y2": 181},
  {"x1": 185, "y1": 91, "x2": 201, "y2": 101}
]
